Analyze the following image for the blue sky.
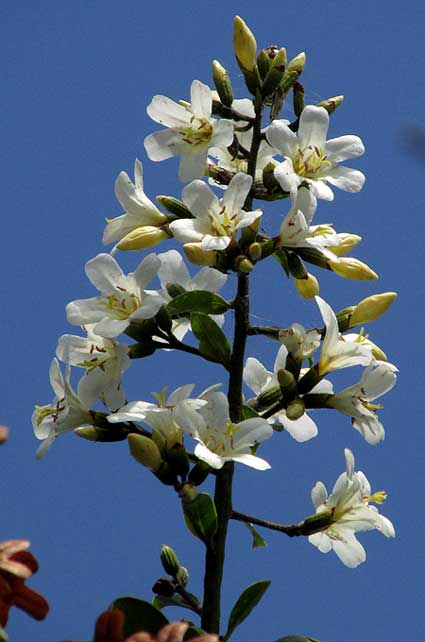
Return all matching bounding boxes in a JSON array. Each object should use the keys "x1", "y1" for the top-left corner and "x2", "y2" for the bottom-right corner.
[{"x1": 1, "y1": 1, "x2": 424, "y2": 641}]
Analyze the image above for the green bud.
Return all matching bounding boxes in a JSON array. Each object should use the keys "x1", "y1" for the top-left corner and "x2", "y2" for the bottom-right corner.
[
  {"x1": 285, "y1": 397, "x2": 305, "y2": 420},
  {"x1": 317, "y1": 95, "x2": 344, "y2": 114},
  {"x1": 302, "y1": 509, "x2": 333, "y2": 535},
  {"x1": 176, "y1": 566, "x2": 189, "y2": 586},
  {"x1": 165, "y1": 443, "x2": 190, "y2": 479},
  {"x1": 286, "y1": 51, "x2": 306, "y2": 76},
  {"x1": 74, "y1": 425, "x2": 128, "y2": 442},
  {"x1": 128, "y1": 340, "x2": 156, "y2": 359},
  {"x1": 128, "y1": 434, "x2": 162, "y2": 472},
  {"x1": 277, "y1": 368, "x2": 296, "y2": 391},
  {"x1": 160, "y1": 545, "x2": 180, "y2": 576},
  {"x1": 288, "y1": 253, "x2": 308, "y2": 279},
  {"x1": 166, "y1": 283, "x2": 187, "y2": 299},
  {"x1": 336, "y1": 306, "x2": 356, "y2": 332},
  {"x1": 259, "y1": 238, "x2": 276, "y2": 259},
  {"x1": 233, "y1": 16, "x2": 257, "y2": 72},
  {"x1": 261, "y1": 47, "x2": 287, "y2": 97},
  {"x1": 293, "y1": 81, "x2": 305, "y2": 118},
  {"x1": 256, "y1": 49, "x2": 271, "y2": 79},
  {"x1": 257, "y1": 385, "x2": 282, "y2": 410},
  {"x1": 212, "y1": 60, "x2": 234, "y2": 107},
  {"x1": 248, "y1": 242, "x2": 262, "y2": 261},
  {"x1": 179, "y1": 482, "x2": 198, "y2": 504},
  {"x1": 125, "y1": 318, "x2": 157, "y2": 341},
  {"x1": 152, "y1": 577, "x2": 175, "y2": 597},
  {"x1": 237, "y1": 257, "x2": 254, "y2": 273},
  {"x1": 156, "y1": 195, "x2": 192, "y2": 219},
  {"x1": 188, "y1": 461, "x2": 211, "y2": 486},
  {"x1": 262, "y1": 161, "x2": 279, "y2": 192}
]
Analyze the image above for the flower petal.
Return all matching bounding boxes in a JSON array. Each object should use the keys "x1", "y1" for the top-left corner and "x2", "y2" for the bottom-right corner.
[
  {"x1": 298, "y1": 106, "x2": 329, "y2": 149},
  {"x1": 325, "y1": 166, "x2": 366, "y2": 193},
  {"x1": 325, "y1": 135, "x2": 365, "y2": 162}
]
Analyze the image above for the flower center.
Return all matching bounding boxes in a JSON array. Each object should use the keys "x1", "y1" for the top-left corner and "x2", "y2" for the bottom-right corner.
[
  {"x1": 363, "y1": 490, "x2": 387, "y2": 505},
  {"x1": 293, "y1": 146, "x2": 332, "y2": 178},
  {"x1": 209, "y1": 206, "x2": 237, "y2": 238},
  {"x1": 99, "y1": 288, "x2": 142, "y2": 320},
  {"x1": 181, "y1": 116, "x2": 213, "y2": 147},
  {"x1": 34, "y1": 400, "x2": 65, "y2": 426}
]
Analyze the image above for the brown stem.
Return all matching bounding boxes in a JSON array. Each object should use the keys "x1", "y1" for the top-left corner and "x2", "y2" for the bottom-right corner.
[{"x1": 231, "y1": 510, "x2": 305, "y2": 537}]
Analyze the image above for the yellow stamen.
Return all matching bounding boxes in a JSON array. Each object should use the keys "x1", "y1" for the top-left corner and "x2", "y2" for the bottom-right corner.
[{"x1": 364, "y1": 490, "x2": 387, "y2": 505}]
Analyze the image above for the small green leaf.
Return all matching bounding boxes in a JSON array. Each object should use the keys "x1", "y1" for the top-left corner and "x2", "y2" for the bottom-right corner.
[
  {"x1": 190, "y1": 312, "x2": 231, "y2": 366},
  {"x1": 223, "y1": 580, "x2": 271, "y2": 641},
  {"x1": 109, "y1": 597, "x2": 169, "y2": 638},
  {"x1": 245, "y1": 522, "x2": 267, "y2": 548},
  {"x1": 273, "y1": 637, "x2": 322, "y2": 642},
  {"x1": 182, "y1": 492, "x2": 218, "y2": 546},
  {"x1": 167, "y1": 291, "x2": 230, "y2": 316},
  {"x1": 241, "y1": 404, "x2": 260, "y2": 420},
  {"x1": 273, "y1": 249, "x2": 290, "y2": 276}
]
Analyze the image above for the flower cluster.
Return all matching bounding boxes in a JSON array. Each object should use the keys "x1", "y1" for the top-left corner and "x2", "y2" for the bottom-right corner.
[{"x1": 32, "y1": 14, "x2": 399, "y2": 642}]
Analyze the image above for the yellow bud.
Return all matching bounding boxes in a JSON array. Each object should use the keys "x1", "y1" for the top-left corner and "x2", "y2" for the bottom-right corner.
[
  {"x1": 317, "y1": 95, "x2": 344, "y2": 114},
  {"x1": 237, "y1": 257, "x2": 254, "y2": 273},
  {"x1": 248, "y1": 242, "x2": 262, "y2": 261},
  {"x1": 183, "y1": 243, "x2": 217, "y2": 267},
  {"x1": 295, "y1": 273, "x2": 319, "y2": 299},
  {"x1": 349, "y1": 292, "x2": 397, "y2": 327},
  {"x1": 330, "y1": 257, "x2": 378, "y2": 280},
  {"x1": 128, "y1": 434, "x2": 162, "y2": 472},
  {"x1": 331, "y1": 233, "x2": 362, "y2": 257},
  {"x1": 117, "y1": 226, "x2": 169, "y2": 251},
  {"x1": 233, "y1": 16, "x2": 257, "y2": 72}
]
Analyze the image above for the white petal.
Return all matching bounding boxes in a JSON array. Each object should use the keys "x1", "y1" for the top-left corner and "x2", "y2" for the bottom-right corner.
[
  {"x1": 324, "y1": 135, "x2": 365, "y2": 162},
  {"x1": 273, "y1": 345, "x2": 289, "y2": 372},
  {"x1": 166, "y1": 384, "x2": 195, "y2": 406},
  {"x1": 308, "y1": 179, "x2": 334, "y2": 201},
  {"x1": 133, "y1": 292, "x2": 162, "y2": 319},
  {"x1": 325, "y1": 166, "x2": 365, "y2": 193},
  {"x1": 182, "y1": 180, "x2": 219, "y2": 222},
  {"x1": 223, "y1": 173, "x2": 253, "y2": 216},
  {"x1": 158, "y1": 249, "x2": 191, "y2": 289},
  {"x1": 194, "y1": 442, "x2": 225, "y2": 469},
  {"x1": 280, "y1": 412, "x2": 318, "y2": 442},
  {"x1": 211, "y1": 119, "x2": 234, "y2": 148},
  {"x1": 308, "y1": 531, "x2": 332, "y2": 553},
  {"x1": 179, "y1": 148, "x2": 209, "y2": 182},
  {"x1": 190, "y1": 267, "x2": 227, "y2": 292},
  {"x1": 232, "y1": 453, "x2": 271, "y2": 470},
  {"x1": 199, "y1": 391, "x2": 230, "y2": 428},
  {"x1": 147, "y1": 95, "x2": 190, "y2": 128},
  {"x1": 344, "y1": 449, "x2": 355, "y2": 478},
  {"x1": 85, "y1": 254, "x2": 125, "y2": 295},
  {"x1": 66, "y1": 297, "x2": 105, "y2": 326},
  {"x1": 190, "y1": 80, "x2": 212, "y2": 118},
  {"x1": 297, "y1": 106, "x2": 329, "y2": 149},
  {"x1": 332, "y1": 535, "x2": 366, "y2": 568},
  {"x1": 133, "y1": 253, "x2": 160, "y2": 291},
  {"x1": 232, "y1": 98, "x2": 255, "y2": 119},
  {"x1": 353, "y1": 415, "x2": 385, "y2": 445},
  {"x1": 243, "y1": 358, "x2": 272, "y2": 395},
  {"x1": 274, "y1": 159, "x2": 299, "y2": 194},
  {"x1": 144, "y1": 130, "x2": 180, "y2": 161},
  {"x1": 108, "y1": 400, "x2": 156, "y2": 422},
  {"x1": 201, "y1": 234, "x2": 231, "y2": 250},
  {"x1": 311, "y1": 481, "x2": 328, "y2": 508},
  {"x1": 266, "y1": 120, "x2": 298, "y2": 158},
  {"x1": 169, "y1": 219, "x2": 204, "y2": 244},
  {"x1": 93, "y1": 318, "x2": 129, "y2": 338}
]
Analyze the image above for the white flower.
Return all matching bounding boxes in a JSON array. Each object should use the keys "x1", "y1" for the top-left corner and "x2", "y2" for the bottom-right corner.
[
  {"x1": 243, "y1": 345, "x2": 332, "y2": 442},
  {"x1": 174, "y1": 390, "x2": 273, "y2": 469},
  {"x1": 308, "y1": 449, "x2": 395, "y2": 567},
  {"x1": 32, "y1": 359, "x2": 92, "y2": 458},
  {"x1": 102, "y1": 159, "x2": 167, "y2": 248},
  {"x1": 169, "y1": 173, "x2": 261, "y2": 250},
  {"x1": 157, "y1": 249, "x2": 227, "y2": 340},
  {"x1": 108, "y1": 384, "x2": 207, "y2": 449},
  {"x1": 56, "y1": 326, "x2": 131, "y2": 411},
  {"x1": 278, "y1": 322, "x2": 321, "y2": 361},
  {"x1": 66, "y1": 253, "x2": 162, "y2": 338},
  {"x1": 266, "y1": 105, "x2": 365, "y2": 201},
  {"x1": 278, "y1": 186, "x2": 339, "y2": 251},
  {"x1": 330, "y1": 363, "x2": 398, "y2": 444},
  {"x1": 316, "y1": 296, "x2": 373, "y2": 375},
  {"x1": 144, "y1": 80, "x2": 234, "y2": 182}
]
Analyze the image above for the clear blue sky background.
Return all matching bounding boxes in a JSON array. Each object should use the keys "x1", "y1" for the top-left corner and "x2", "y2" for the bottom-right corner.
[{"x1": 1, "y1": 1, "x2": 424, "y2": 641}]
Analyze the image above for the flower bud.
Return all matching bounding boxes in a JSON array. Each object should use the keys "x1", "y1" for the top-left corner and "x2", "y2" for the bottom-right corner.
[
  {"x1": 261, "y1": 47, "x2": 287, "y2": 97},
  {"x1": 317, "y1": 95, "x2": 344, "y2": 114},
  {"x1": 166, "y1": 283, "x2": 187, "y2": 298},
  {"x1": 335, "y1": 305, "x2": 356, "y2": 332},
  {"x1": 349, "y1": 292, "x2": 397, "y2": 327},
  {"x1": 262, "y1": 161, "x2": 279, "y2": 192},
  {"x1": 160, "y1": 545, "x2": 180, "y2": 576},
  {"x1": 288, "y1": 253, "x2": 308, "y2": 279},
  {"x1": 285, "y1": 397, "x2": 305, "y2": 420},
  {"x1": 176, "y1": 566, "x2": 189, "y2": 586},
  {"x1": 156, "y1": 195, "x2": 192, "y2": 219},
  {"x1": 277, "y1": 368, "x2": 296, "y2": 391},
  {"x1": 233, "y1": 16, "x2": 257, "y2": 72},
  {"x1": 128, "y1": 434, "x2": 162, "y2": 472},
  {"x1": 155, "y1": 306, "x2": 173, "y2": 333},
  {"x1": 257, "y1": 385, "x2": 282, "y2": 409},
  {"x1": 256, "y1": 49, "x2": 271, "y2": 79},
  {"x1": 74, "y1": 425, "x2": 127, "y2": 442},
  {"x1": 248, "y1": 242, "x2": 262, "y2": 261},
  {"x1": 212, "y1": 60, "x2": 234, "y2": 107},
  {"x1": 331, "y1": 233, "x2": 362, "y2": 257},
  {"x1": 295, "y1": 273, "x2": 319, "y2": 299},
  {"x1": 329, "y1": 257, "x2": 378, "y2": 280},
  {"x1": 117, "y1": 226, "x2": 169, "y2": 251},
  {"x1": 235, "y1": 256, "x2": 254, "y2": 273},
  {"x1": 286, "y1": 51, "x2": 306, "y2": 76},
  {"x1": 293, "y1": 81, "x2": 305, "y2": 118},
  {"x1": 152, "y1": 577, "x2": 175, "y2": 598},
  {"x1": 183, "y1": 243, "x2": 217, "y2": 267}
]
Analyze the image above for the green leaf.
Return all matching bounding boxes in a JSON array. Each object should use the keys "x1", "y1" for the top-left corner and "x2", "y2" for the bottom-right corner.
[
  {"x1": 167, "y1": 291, "x2": 230, "y2": 316},
  {"x1": 273, "y1": 249, "x2": 290, "y2": 276},
  {"x1": 184, "y1": 625, "x2": 207, "y2": 640},
  {"x1": 245, "y1": 522, "x2": 267, "y2": 548},
  {"x1": 190, "y1": 312, "x2": 231, "y2": 366},
  {"x1": 241, "y1": 404, "x2": 259, "y2": 420},
  {"x1": 109, "y1": 597, "x2": 169, "y2": 638},
  {"x1": 273, "y1": 637, "x2": 322, "y2": 642},
  {"x1": 223, "y1": 580, "x2": 271, "y2": 641},
  {"x1": 182, "y1": 492, "x2": 218, "y2": 546}
]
